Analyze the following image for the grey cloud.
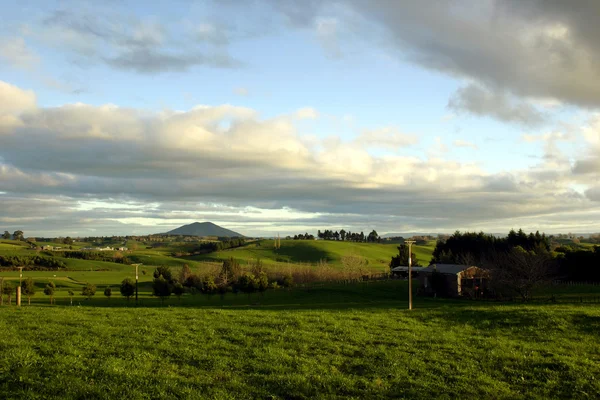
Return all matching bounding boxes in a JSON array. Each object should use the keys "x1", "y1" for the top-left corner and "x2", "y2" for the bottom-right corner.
[
  {"x1": 105, "y1": 49, "x2": 241, "y2": 73},
  {"x1": 40, "y1": 9, "x2": 242, "y2": 73},
  {"x1": 448, "y1": 84, "x2": 548, "y2": 127},
  {"x1": 263, "y1": 0, "x2": 600, "y2": 108}
]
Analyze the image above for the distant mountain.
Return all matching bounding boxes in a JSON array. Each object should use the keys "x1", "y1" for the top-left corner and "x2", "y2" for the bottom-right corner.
[{"x1": 164, "y1": 222, "x2": 244, "y2": 237}]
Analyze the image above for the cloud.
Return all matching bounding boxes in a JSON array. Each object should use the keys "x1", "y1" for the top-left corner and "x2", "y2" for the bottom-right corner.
[
  {"x1": 37, "y1": 9, "x2": 242, "y2": 74},
  {"x1": 0, "y1": 37, "x2": 39, "y2": 69},
  {"x1": 261, "y1": 0, "x2": 600, "y2": 109},
  {"x1": 356, "y1": 127, "x2": 418, "y2": 150},
  {"x1": 0, "y1": 81, "x2": 37, "y2": 120},
  {"x1": 294, "y1": 107, "x2": 319, "y2": 120},
  {"x1": 448, "y1": 84, "x2": 548, "y2": 126},
  {"x1": 2, "y1": 79, "x2": 600, "y2": 235},
  {"x1": 234, "y1": 87, "x2": 249, "y2": 96},
  {"x1": 453, "y1": 140, "x2": 478, "y2": 150}
]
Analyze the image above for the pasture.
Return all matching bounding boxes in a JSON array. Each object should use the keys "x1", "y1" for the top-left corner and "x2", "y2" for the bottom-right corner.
[{"x1": 0, "y1": 291, "x2": 598, "y2": 399}]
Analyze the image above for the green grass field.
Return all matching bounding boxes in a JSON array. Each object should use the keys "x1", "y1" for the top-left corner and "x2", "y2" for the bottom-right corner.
[
  {"x1": 0, "y1": 288, "x2": 598, "y2": 399},
  {"x1": 188, "y1": 239, "x2": 435, "y2": 270}
]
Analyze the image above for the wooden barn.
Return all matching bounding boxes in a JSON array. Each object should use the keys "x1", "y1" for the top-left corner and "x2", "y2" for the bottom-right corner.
[{"x1": 418, "y1": 264, "x2": 488, "y2": 298}]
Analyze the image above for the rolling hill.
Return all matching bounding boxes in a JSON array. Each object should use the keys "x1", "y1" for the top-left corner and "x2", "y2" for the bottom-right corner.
[{"x1": 164, "y1": 222, "x2": 244, "y2": 237}]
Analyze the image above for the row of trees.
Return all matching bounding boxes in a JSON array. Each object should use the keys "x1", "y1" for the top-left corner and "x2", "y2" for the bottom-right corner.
[
  {"x1": 0, "y1": 255, "x2": 66, "y2": 270},
  {"x1": 290, "y1": 233, "x2": 315, "y2": 240},
  {"x1": 151, "y1": 260, "x2": 293, "y2": 303},
  {"x1": 317, "y1": 229, "x2": 380, "y2": 242},
  {"x1": 2, "y1": 230, "x2": 23, "y2": 241},
  {"x1": 190, "y1": 238, "x2": 245, "y2": 254}
]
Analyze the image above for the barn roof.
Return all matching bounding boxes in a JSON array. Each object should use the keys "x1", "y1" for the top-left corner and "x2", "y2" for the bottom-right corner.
[
  {"x1": 422, "y1": 264, "x2": 477, "y2": 274},
  {"x1": 391, "y1": 266, "x2": 426, "y2": 272}
]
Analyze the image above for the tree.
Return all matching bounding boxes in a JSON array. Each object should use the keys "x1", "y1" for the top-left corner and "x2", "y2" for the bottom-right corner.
[
  {"x1": 201, "y1": 276, "x2": 217, "y2": 298},
  {"x1": 2, "y1": 231, "x2": 10, "y2": 240},
  {"x1": 256, "y1": 272, "x2": 269, "y2": 296},
  {"x1": 2, "y1": 281, "x2": 13, "y2": 305},
  {"x1": 63, "y1": 237, "x2": 74, "y2": 245},
  {"x1": 104, "y1": 286, "x2": 112, "y2": 300},
  {"x1": 43, "y1": 282, "x2": 56, "y2": 304},
  {"x1": 120, "y1": 278, "x2": 135, "y2": 301},
  {"x1": 68, "y1": 290, "x2": 75, "y2": 305},
  {"x1": 368, "y1": 230, "x2": 379, "y2": 243},
  {"x1": 21, "y1": 277, "x2": 35, "y2": 305},
  {"x1": 81, "y1": 283, "x2": 96, "y2": 300},
  {"x1": 389, "y1": 244, "x2": 420, "y2": 270},
  {"x1": 153, "y1": 266, "x2": 173, "y2": 283},
  {"x1": 238, "y1": 273, "x2": 257, "y2": 299},
  {"x1": 340, "y1": 229, "x2": 346, "y2": 241},
  {"x1": 13, "y1": 230, "x2": 24, "y2": 241},
  {"x1": 483, "y1": 247, "x2": 556, "y2": 302},
  {"x1": 152, "y1": 275, "x2": 172, "y2": 304},
  {"x1": 178, "y1": 264, "x2": 192, "y2": 283},
  {"x1": 173, "y1": 283, "x2": 184, "y2": 301},
  {"x1": 220, "y1": 258, "x2": 242, "y2": 285}
]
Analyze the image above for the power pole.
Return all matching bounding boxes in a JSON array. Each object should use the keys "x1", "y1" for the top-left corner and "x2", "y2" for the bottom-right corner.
[
  {"x1": 405, "y1": 240, "x2": 416, "y2": 310},
  {"x1": 133, "y1": 264, "x2": 141, "y2": 305}
]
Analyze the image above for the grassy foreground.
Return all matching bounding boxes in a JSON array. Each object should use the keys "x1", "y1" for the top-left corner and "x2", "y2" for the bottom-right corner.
[{"x1": 1, "y1": 300, "x2": 599, "y2": 399}]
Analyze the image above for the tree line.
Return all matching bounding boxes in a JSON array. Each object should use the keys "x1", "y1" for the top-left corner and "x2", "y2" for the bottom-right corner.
[
  {"x1": 0, "y1": 255, "x2": 66, "y2": 270},
  {"x1": 317, "y1": 229, "x2": 380, "y2": 242}
]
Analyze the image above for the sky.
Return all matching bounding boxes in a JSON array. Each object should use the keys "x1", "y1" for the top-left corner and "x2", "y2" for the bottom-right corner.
[{"x1": 1, "y1": 0, "x2": 600, "y2": 237}]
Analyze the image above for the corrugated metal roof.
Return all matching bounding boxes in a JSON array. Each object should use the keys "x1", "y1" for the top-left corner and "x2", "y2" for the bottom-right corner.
[
  {"x1": 422, "y1": 264, "x2": 476, "y2": 274},
  {"x1": 391, "y1": 266, "x2": 426, "y2": 272}
]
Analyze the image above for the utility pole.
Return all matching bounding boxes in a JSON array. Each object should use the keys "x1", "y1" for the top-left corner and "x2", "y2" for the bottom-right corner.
[
  {"x1": 405, "y1": 240, "x2": 416, "y2": 310},
  {"x1": 133, "y1": 264, "x2": 141, "y2": 305}
]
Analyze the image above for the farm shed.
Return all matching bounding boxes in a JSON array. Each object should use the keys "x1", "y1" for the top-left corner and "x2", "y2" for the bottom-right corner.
[
  {"x1": 391, "y1": 266, "x2": 425, "y2": 278},
  {"x1": 418, "y1": 264, "x2": 488, "y2": 297}
]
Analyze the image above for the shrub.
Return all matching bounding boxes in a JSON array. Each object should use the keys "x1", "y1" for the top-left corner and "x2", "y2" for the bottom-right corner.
[{"x1": 104, "y1": 286, "x2": 112, "y2": 300}]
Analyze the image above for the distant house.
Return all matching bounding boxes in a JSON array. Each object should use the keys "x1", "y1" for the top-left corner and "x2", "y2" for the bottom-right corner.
[
  {"x1": 117, "y1": 247, "x2": 128, "y2": 251},
  {"x1": 41, "y1": 245, "x2": 54, "y2": 251},
  {"x1": 418, "y1": 264, "x2": 489, "y2": 298}
]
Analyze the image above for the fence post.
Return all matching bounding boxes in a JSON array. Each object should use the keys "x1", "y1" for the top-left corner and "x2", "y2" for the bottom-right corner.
[{"x1": 16, "y1": 286, "x2": 21, "y2": 307}]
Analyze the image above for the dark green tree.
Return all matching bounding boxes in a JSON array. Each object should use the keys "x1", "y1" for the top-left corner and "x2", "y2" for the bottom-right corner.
[
  {"x1": 13, "y1": 230, "x2": 24, "y2": 241},
  {"x1": 81, "y1": 283, "x2": 96, "y2": 300},
  {"x1": 152, "y1": 275, "x2": 172, "y2": 304},
  {"x1": 43, "y1": 281, "x2": 56, "y2": 304},
  {"x1": 120, "y1": 278, "x2": 135, "y2": 301},
  {"x1": 2, "y1": 281, "x2": 14, "y2": 305},
  {"x1": 2, "y1": 231, "x2": 10, "y2": 240},
  {"x1": 21, "y1": 277, "x2": 36, "y2": 305},
  {"x1": 173, "y1": 282, "x2": 184, "y2": 301},
  {"x1": 153, "y1": 266, "x2": 173, "y2": 283},
  {"x1": 104, "y1": 286, "x2": 112, "y2": 300}
]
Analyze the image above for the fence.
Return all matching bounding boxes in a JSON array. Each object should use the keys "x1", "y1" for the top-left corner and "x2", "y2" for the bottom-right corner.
[{"x1": 552, "y1": 280, "x2": 600, "y2": 286}]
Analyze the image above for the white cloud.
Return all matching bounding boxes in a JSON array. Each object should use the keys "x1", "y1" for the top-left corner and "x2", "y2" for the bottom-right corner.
[
  {"x1": 0, "y1": 37, "x2": 39, "y2": 69},
  {"x1": 453, "y1": 140, "x2": 478, "y2": 150},
  {"x1": 2, "y1": 80, "x2": 600, "y2": 235}
]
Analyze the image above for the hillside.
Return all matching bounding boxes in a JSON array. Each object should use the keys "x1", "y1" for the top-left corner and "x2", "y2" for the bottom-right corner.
[
  {"x1": 164, "y1": 222, "x2": 244, "y2": 237},
  {"x1": 189, "y1": 239, "x2": 436, "y2": 270}
]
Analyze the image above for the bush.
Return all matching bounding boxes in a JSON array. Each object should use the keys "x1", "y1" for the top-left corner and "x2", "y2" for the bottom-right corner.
[
  {"x1": 104, "y1": 286, "x2": 112, "y2": 299},
  {"x1": 184, "y1": 274, "x2": 203, "y2": 292}
]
